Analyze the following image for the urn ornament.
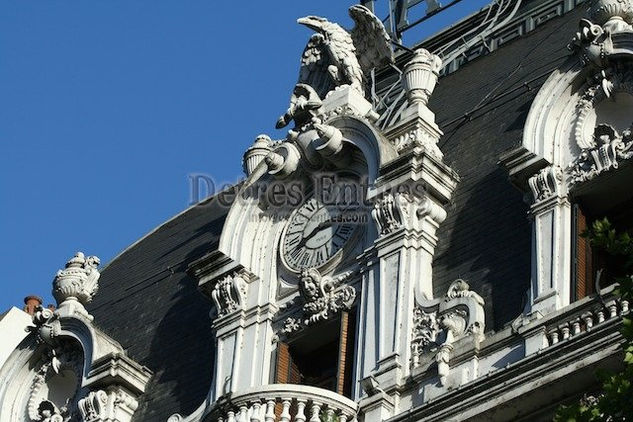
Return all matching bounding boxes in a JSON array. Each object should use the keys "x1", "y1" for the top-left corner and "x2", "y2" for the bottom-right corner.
[
  {"x1": 403, "y1": 48, "x2": 443, "y2": 106},
  {"x1": 52, "y1": 252, "x2": 101, "y2": 306}
]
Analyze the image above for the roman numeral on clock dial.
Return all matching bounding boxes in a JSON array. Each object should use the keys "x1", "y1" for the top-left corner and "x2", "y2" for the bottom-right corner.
[{"x1": 281, "y1": 197, "x2": 358, "y2": 271}]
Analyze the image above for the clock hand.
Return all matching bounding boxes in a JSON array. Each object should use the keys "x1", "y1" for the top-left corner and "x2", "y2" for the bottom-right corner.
[{"x1": 296, "y1": 220, "x2": 336, "y2": 250}]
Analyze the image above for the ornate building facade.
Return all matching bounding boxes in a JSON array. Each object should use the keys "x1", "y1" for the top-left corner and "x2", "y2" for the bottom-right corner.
[{"x1": 1, "y1": 0, "x2": 632, "y2": 421}]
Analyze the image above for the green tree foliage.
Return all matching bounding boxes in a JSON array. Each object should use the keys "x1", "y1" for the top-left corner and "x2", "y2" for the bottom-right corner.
[{"x1": 554, "y1": 218, "x2": 633, "y2": 421}]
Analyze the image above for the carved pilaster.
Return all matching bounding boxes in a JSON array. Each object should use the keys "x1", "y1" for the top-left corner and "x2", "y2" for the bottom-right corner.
[
  {"x1": 527, "y1": 165, "x2": 572, "y2": 315},
  {"x1": 356, "y1": 57, "x2": 458, "y2": 388}
]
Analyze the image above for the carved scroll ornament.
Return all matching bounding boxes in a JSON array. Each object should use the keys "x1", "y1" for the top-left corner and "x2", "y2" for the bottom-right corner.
[
  {"x1": 411, "y1": 280, "x2": 485, "y2": 386},
  {"x1": 282, "y1": 268, "x2": 355, "y2": 334},
  {"x1": 212, "y1": 272, "x2": 248, "y2": 318},
  {"x1": 569, "y1": 123, "x2": 633, "y2": 185},
  {"x1": 568, "y1": 0, "x2": 633, "y2": 68}
]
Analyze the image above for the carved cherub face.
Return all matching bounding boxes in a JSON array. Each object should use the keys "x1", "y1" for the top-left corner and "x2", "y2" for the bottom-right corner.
[{"x1": 300, "y1": 269, "x2": 321, "y2": 300}]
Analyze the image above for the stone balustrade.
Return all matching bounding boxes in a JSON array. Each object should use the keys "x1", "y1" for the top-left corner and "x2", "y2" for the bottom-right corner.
[
  {"x1": 545, "y1": 290, "x2": 630, "y2": 347},
  {"x1": 209, "y1": 384, "x2": 358, "y2": 422}
]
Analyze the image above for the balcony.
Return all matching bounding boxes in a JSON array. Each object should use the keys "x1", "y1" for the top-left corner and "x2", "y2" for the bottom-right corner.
[{"x1": 209, "y1": 384, "x2": 358, "y2": 422}]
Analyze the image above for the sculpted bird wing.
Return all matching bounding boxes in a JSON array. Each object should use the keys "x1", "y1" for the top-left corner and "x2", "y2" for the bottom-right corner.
[
  {"x1": 298, "y1": 33, "x2": 333, "y2": 99},
  {"x1": 349, "y1": 4, "x2": 394, "y2": 75},
  {"x1": 298, "y1": 16, "x2": 364, "y2": 96}
]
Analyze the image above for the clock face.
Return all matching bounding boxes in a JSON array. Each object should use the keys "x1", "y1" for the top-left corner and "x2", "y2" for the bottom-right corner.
[{"x1": 281, "y1": 196, "x2": 357, "y2": 271}]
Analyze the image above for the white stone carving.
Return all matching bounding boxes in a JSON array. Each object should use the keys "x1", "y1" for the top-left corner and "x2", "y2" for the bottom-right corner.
[
  {"x1": 411, "y1": 307, "x2": 439, "y2": 357},
  {"x1": 528, "y1": 165, "x2": 565, "y2": 202},
  {"x1": 393, "y1": 127, "x2": 443, "y2": 159},
  {"x1": 53, "y1": 252, "x2": 101, "y2": 320},
  {"x1": 211, "y1": 272, "x2": 248, "y2": 318},
  {"x1": 312, "y1": 123, "x2": 344, "y2": 159},
  {"x1": 243, "y1": 135, "x2": 274, "y2": 177},
  {"x1": 28, "y1": 306, "x2": 61, "y2": 346},
  {"x1": 371, "y1": 193, "x2": 403, "y2": 235},
  {"x1": 403, "y1": 48, "x2": 442, "y2": 107},
  {"x1": 282, "y1": 268, "x2": 355, "y2": 334},
  {"x1": 1, "y1": 251, "x2": 151, "y2": 422},
  {"x1": 77, "y1": 388, "x2": 140, "y2": 422},
  {"x1": 78, "y1": 390, "x2": 108, "y2": 422},
  {"x1": 35, "y1": 400, "x2": 68, "y2": 422},
  {"x1": 206, "y1": 384, "x2": 357, "y2": 422},
  {"x1": 383, "y1": 49, "x2": 445, "y2": 159},
  {"x1": 276, "y1": 84, "x2": 324, "y2": 130},
  {"x1": 569, "y1": 123, "x2": 633, "y2": 184},
  {"x1": 411, "y1": 280, "x2": 485, "y2": 386},
  {"x1": 372, "y1": 192, "x2": 447, "y2": 237},
  {"x1": 569, "y1": 0, "x2": 633, "y2": 67},
  {"x1": 290, "y1": 5, "x2": 393, "y2": 101},
  {"x1": 264, "y1": 143, "x2": 301, "y2": 179},
  {"x1": 26, "y1": 345, "x2": 82, "y2": 422},
  {"x1": 589, "y1": 0, "x2": 633, "y2": 33}
]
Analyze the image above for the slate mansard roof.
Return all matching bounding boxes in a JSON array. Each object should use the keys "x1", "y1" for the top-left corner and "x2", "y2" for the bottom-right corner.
[{"x1": 87, "y1": 3, "x2": 586, "y2": 420}]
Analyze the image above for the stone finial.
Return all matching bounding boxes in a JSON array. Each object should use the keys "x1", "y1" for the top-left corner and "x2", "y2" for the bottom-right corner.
[
  {"x1": 589, "y1": 0, "x2": 633, "y2": 32},
  {"x1": 243, "y1": 134, "x2": 273, "y2": 177},
  {"x1": 52, "y1": 252, "x2": 101, "y2": 314},
  {"x1": 403, "y1": 48, "x2": 443, "y2": 106}
]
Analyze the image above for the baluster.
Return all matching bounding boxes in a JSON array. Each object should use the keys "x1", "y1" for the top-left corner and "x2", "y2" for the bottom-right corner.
[
  {"x1": 607, "y1": 300, "x2": 618, "y2": 318},
  {"x1": 582, "y1": 312, "x2": 594, "y2": 330},
  {"x1": 339, "y1": 412, "x2": 348, "y2": 422},
  {"x1": 228, "y1": 411, "x2": 236, "y2": 422},
  {"x1": 264, "y1": 400, "x2": 276, "y2": 422},
  {"x1": 295, "y1": 399, "x2": 307, "y2": 422},
  {"x1": 596, "y1": 308, "x2": 605, "y2": 323},
  {"x1": 571, "y1": 319, "x2": 581, "y2": 336},
  {"x1": 324, "y1": 407, "x2": 335, "y2": 422},
  {"x1": 251, "y1": 401, "x2": 262, "y2": 422},
  {"x1": 239, "y1": 405, "x2": 248, "y2": 422},
  {"x1": 560, "y1": 324, "x2": 570, "y2": 340},
  {"x1": 280, "y1": 399, "x2": 292, "y2": 422},
  {"x1": 411, "y1": 344, "x2": 420, "y2": 368},
  {"x1": 621, "y1": 299, "x2": 629, "y2": 314},
  {"x1": 548, "y1": 328, "x2": 559, "y2": 345},
  {"x1": 219, "y1": 417, "x2": 224, "y2": 422},
  {"x1": 309, "y1": 402, "x2": 322, "y2": 422}
]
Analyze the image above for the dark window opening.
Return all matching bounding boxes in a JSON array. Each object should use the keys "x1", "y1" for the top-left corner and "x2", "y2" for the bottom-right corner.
[
  {"x1": 571, "y1": 164, "x2": 633, "y2": 301},
  {"x1": 274, "y1": 308, "x2": 357, "y2": 398}
]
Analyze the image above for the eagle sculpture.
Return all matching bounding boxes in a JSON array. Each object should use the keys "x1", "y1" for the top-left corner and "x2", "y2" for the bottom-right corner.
[{"x1": 277, "y1": 5, "x2": 393, "y2": 129}]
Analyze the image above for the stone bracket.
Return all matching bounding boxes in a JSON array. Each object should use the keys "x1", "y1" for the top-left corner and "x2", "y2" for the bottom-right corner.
[{"x1": 410, "y1": 280, "x2": 485, "y2": 386}]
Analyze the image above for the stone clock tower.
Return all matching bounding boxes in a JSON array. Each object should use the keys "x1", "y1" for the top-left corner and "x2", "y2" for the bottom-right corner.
[{"x1": 178, "y1": 5, "x2": 483, "y2": 422}]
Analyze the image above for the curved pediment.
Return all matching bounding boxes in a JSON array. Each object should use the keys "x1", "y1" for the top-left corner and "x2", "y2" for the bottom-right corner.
[{"x1": 521, "y1": 2, "x2": 633, "y2": 193}]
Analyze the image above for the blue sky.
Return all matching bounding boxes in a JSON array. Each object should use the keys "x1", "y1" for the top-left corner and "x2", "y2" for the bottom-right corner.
[{"x1": 0, "y1": 1, "x2": 491, "y2": 311}]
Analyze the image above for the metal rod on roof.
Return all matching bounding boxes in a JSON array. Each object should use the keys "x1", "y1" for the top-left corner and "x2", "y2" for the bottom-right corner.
[
  {"x1": 397, "y1": 0, "x2": 465, "y2": 35},
  {"x1": 391, "y1": 39, "x2": 415, "y2": 53}
]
